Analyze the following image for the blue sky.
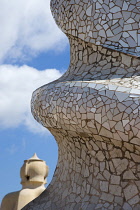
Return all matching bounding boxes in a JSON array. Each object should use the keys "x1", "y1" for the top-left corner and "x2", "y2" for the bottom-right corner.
[{"x1": 0, "y1": 0, "x2": 70, "y2": 203}]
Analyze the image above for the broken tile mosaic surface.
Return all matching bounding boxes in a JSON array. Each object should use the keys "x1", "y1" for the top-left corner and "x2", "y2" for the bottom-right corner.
[
  {"x1": 51, "y1": 0, "x2": 140, "y2": 56},
  {"x1": 23, "y1": 0, "x2": 140, "y2": 209}
]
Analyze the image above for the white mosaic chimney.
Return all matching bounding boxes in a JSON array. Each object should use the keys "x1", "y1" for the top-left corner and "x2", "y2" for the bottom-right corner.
[{"x1": 23, "y1": 0, "x2": 140, "y2": 209}]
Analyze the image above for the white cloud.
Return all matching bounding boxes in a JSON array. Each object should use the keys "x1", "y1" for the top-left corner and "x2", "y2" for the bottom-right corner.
[
  {"x1": 0, "y1": 0, "x2": 67, "y2": 63},
  {"x1": 21, "y1": 138, "x2": 26, "y2": 151},
  {"x1": 6, "y1": 138, "x2": 26, "y2": 155},
  {"x1": 6, "y1": 144, "x2": 18, "y2": 155},
  {"x1": 0, "y1": 64, "x2": 62, "y2": 134}
]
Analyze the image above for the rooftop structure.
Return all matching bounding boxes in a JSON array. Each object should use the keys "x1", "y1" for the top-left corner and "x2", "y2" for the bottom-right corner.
[
  {"x1": 1, "y1": 154, "x2": 48, "y2": 210},
  {"x1": 24, "y1": 0, "x2": 140, "y2": 209}
]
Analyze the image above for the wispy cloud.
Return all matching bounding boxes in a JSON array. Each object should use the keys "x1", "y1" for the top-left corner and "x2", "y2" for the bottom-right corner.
[
  {"x1": 0, "y1": 65, "x2": 62, "y2": 134},
  {"x1": 6, "y1": 144, "x2": 18, "y2": 155},
  {"x1": 0, "y1": 0, "x2": 67, "y2": 63},
  {"x1": 21, "y1": 138, "x2": 26, "y2": 151}
]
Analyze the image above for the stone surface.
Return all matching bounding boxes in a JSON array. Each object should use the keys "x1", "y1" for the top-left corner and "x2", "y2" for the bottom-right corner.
[{"x1": 1, "y1": 154, "x2": 48, "y2": 210}]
